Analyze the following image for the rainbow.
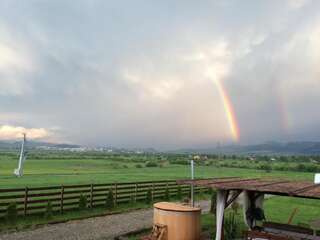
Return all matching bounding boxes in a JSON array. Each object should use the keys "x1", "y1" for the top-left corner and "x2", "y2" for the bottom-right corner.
[{"x1": 214, "y1": 79, "x2": 240, "y2": 141}]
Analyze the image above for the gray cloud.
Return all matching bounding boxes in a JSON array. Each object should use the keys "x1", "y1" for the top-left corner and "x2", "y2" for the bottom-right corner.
[{"x1": 0, "y1": 0, "x2": 320, "y2": 149}]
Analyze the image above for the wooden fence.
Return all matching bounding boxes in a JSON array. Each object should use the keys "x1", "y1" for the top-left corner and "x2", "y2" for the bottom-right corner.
[{"x1": 0, "y1": 180, "x2": 208, "y2": 217}]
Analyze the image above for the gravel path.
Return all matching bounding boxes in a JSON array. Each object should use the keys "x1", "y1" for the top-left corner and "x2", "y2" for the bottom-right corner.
[{"x1": 0, "y1": 201, "x2": 210, "y2": 240}]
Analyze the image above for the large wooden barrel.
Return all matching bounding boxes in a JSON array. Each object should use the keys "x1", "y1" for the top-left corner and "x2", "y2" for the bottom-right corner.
[{"x1": 153, "y1": 202, "x2": 201, "y2": 240}]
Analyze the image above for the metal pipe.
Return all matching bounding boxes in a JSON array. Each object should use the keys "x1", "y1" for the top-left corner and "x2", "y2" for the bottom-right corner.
[{"x1": 191, "y1": 158, "x2": 194, "y2": 207}]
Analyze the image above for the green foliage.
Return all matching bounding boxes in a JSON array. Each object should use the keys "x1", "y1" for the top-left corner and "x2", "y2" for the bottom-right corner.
[
  {"x1": 106, "y1": 189, "x2": 114, "y2": 209},
  {"x1": 135, "y1": 164, "x2": 143, "y2": 168},
  {"x1": 164, "y1": 186, "x2": 170, "y2": 200},
  {"x1": 6, "y1": 202, "x2": 18, "y2": 224},
  {"x1": 145, "y1": 162, "x2": 158, "y2": 167},
  {"x1": 44, "y1": 200, "x2": 53, "y2": 219},
  {"x1": 146, "y1": 188, "x2": 152, "y2": 204},
  {"x1": 78, "y1": 194, "x2": 87, "y2": 210},
  {"x1": 231, "y1": 201, "x2": 240, "y2": 215},
  {"x1": 177, "y1": 185, "x2": 182, "y2": 200},
  {"x1": 210, "y1": 191, "x2": 217, "y2": 214},
  {"x1": 130, "y1": 194, "x2": 135, "y2": 205},
  {"x1": 224, "y1": 212, "x2": 239, "y2": 240}
]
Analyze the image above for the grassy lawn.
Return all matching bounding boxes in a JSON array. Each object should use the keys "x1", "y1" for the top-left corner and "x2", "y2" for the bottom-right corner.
[{"x1": 0, "y1": 158, "x2": 315, "y2": 188}]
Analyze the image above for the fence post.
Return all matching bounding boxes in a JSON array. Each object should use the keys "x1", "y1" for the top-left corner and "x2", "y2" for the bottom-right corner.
[
  {"x1": 90, "y1": 184, "x2": 94, "y2": 209},
  {"x1": 60, "y1": 185, "x2": 64, "y2": 213},
  {"x1": 24, "y1": 187, "x2": 28, "y2": 216},
  {"x1": 114, "y1": 183, "x2": 118, "y2": 206},
  {"x1": 135, "y1": 183, "x2": 138, "y2": 202}
]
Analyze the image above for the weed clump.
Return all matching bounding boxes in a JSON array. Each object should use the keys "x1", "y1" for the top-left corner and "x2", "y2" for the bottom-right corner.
[
  {"x1": 79, "y1": 194, "x2": 87, "y2": 210},
  {"x1": 106, "y1": 189, "x2": 114, "y2": 209},
  {"x1": 6, "y1": 202, "x2": 18, "y2": 224},
  {"x1": 44, "y1": 200, "x2": 53, "y2": 219},
  {"x1": 146, "y1": 189, "x2": 152, "y2": 204}
]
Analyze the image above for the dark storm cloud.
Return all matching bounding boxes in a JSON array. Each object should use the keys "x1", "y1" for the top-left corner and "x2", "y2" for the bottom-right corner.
[{"x1": 0, "y1": 0, "x2": 320, "y2": 148}]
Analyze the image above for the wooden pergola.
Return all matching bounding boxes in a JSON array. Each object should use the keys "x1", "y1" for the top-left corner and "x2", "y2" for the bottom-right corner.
[{"x1": 178, "y1": 177, "x2": 320, "y2": 240}]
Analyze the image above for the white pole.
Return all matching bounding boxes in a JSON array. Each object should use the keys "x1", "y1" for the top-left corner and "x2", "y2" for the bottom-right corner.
[{"x1": 191, "y1": 158, "x2": 194, "y2": 207}]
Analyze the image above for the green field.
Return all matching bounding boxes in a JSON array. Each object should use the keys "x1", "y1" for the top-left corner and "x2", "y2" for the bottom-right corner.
[
  {"x1": 0, "y1": 151, "x2": 320, "y2": 235},
  {"x1": 0, "y1": 151, "x2": 315, "y2": 188}
]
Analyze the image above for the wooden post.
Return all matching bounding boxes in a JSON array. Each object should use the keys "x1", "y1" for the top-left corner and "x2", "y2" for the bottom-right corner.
[
  {"x1": 60, "y1": 185, "x2": 64, "y2": 213},
  {"x1": 114, "y1": 183, "x2": 117, "y2": 206},
  {"x1": 135, "y1": 183, "x2": 138, "y2": 202},
  {"x1": 24, "y1": 187, "x2": 28, "y2": 216},
  {"x1": 90, "y1": 184, "x2": 94, "y2": 209}
]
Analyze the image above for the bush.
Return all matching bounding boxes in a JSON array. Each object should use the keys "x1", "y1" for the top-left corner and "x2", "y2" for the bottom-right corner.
[
  {"x1": 135, "y1": 164, "x2": 143, "y2": 168},
  {"x1": 164, "y1": 186, "x2": 170, "y2": 200},
  {"x1": 106, "y1": 189, "x2": 114, "y2": 209},
  {"x1": 6, "y1": 202, "x2": 18, "y2": 224},
  {"x1": 44, "y1": 200, "x2": 53, "y2": 219},
  {"x1": 210, "y1": 191, "x2": 217, "y2": 214},
  {"x1": 145, "y1": 162, "x2": 158, "y2": 167},
  {"x1": 130, "y1": 194, "x2": 135, "y2": 205},
  {"x1": 231, "y1": 201, "x2": 240, "y2": 215},
  {"x1": 177, "y1": 185, "x2": 182, "y2": 200},
  {"x1": 79, "y1": 194, "x2": 87, "y2": 210},
  {"x1": 224, "y1": 212, "x2": 239, "y2": 240},
  {"x1": 146, "y1": 188, "x2": 152, "y2": 204}
]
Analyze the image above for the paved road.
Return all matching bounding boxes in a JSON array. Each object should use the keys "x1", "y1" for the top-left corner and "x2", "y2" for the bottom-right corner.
[{"x1": 0, "y1": 201, "x2": 210, "y2": 240}]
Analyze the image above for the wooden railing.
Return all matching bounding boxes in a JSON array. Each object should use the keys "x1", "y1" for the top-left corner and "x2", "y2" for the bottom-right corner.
[{"x1": 0, "y1": 180, "x2": 208, "y2": 217}]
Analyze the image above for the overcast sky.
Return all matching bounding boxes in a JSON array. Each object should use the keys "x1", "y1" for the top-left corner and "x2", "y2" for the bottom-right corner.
[{"x1": 0, "y1": 0, "x2": 320, "y2": 149}]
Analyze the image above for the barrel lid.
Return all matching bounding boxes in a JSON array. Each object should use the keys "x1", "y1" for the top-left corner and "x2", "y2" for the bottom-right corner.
[{"x1": 154, "y1": 202, "x2": 201, "y2": 212}]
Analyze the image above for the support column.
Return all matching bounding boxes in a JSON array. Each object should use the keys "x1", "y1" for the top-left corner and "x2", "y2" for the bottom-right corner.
[{"x1": 215, "y1": 190, "x2": 228, "y2": 240}]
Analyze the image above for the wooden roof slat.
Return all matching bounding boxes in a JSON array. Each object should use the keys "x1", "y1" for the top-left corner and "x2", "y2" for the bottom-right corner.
[
  {"x1": 253, "y1": 181, "x2": 290, "y2": 188},
  {"x1": 178, "y1": 178, "x2": 320, "y2": 199},
  {"x1": 207, "y1": 178, "x2": 261, "y2": 186},
  {"x1": 290, "y1": 183, "x2": 320, "y2": 195}
]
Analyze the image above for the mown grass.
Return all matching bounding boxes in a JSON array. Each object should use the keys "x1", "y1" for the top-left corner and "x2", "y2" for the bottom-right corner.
[{"x1": 0, "y1": 158, "x2": 314, "y2": 188}]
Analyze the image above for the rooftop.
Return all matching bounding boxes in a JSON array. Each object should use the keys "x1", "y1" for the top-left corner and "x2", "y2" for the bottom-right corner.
[{"x1": 177, "y1": 177, "x2": 320, "y2": 199}]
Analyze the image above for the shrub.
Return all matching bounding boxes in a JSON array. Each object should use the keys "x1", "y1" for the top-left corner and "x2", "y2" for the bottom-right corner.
[
  {"x1": 135, "y1": 164, "x2": 143, "y2": 168},
  {"x1": 145, "y1": 162, "x2": 158, "y2": 167},
  {"x1": 44, "y1": 200, "x2": 53, "y2": 219},
  {"x1": 146, "y1": 188, "x2": 152, "y2": 204},
  {"x1": 6, "y1": 202, "x2": 18, "y2": 224},
  {"x1": 177, "y1": 185, "x2": 182, "y2": 200},
  {"x1": 231, "y1": 201, "x2": 240, "y2": 215},
  {"x1": 224, "y1": 212, "x2": 239, "y2": 240},
  {"x1": 130, "y1": 194, "x2": 135, "y2": 205},
  {"x1": 106, "y1": 189, "x2": 114, "y2": 209},
  {"x1": 164, "y1": 186, "x2": 170, "y2": 200},
  {"x1": 210, "y1": 191, "x2": 217, "y2": 214},
  {"x1": 79, "y1": 194, "x2": 87, "y2": 210}
]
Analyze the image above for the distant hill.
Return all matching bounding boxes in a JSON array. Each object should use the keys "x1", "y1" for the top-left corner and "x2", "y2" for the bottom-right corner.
[
  {"x1": 0, "y1": 140, "x2": 81, "y2": 150},
  {"x1": 169, "y1": 141, "x2": 320, "y2": 155}
]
